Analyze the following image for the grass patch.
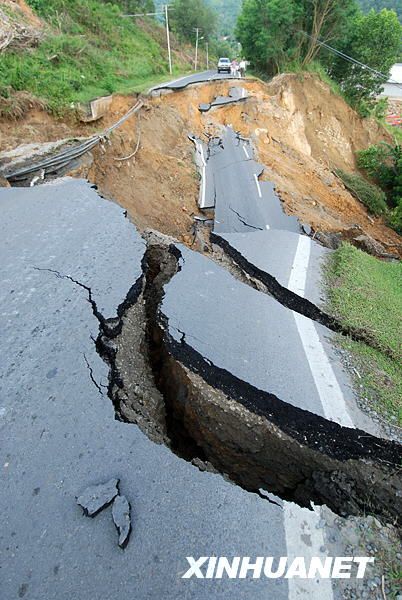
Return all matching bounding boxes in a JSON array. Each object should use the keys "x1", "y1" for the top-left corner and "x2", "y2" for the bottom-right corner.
[
  {"x1": 335, "y1": 169, "x2": 388, "y2": 216},
  {"x1": 325, "y1": 243, "x2": 402, "y2": 425},
  {"x1": 0, "y1": 1, "x2": 192, "y2": 114},
  {"x1": 337, "y1": 338, "x2": 402, "y2": 425}
]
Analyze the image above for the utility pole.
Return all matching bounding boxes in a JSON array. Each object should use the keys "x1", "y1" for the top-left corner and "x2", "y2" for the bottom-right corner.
[
  {"x1": 206, "y1": 42, "x2": 209, "y2": 69},
  {"x1": 164, "y1": 4, "x2": 172, "y2": 75},
  {"x1": 193, "y1": 27, "x2": 201, "y2": 71}
]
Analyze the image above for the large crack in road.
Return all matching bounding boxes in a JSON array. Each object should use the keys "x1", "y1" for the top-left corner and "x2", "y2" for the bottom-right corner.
[
  {"x1": 48, "y1": 122, "x2": 400, "y2": 527},
  {"x1": 87, "y1": 230, "x2": 401, "y2": 524},
  {"x1": 0, "y1": 169, "x2": 400, "y2": 600},
  {"x1": 2, "y1": 75, "x2": 402, "y2": 599},
  {"x1": 210, "y1": 231, "x2": 397, "y2": 358}
]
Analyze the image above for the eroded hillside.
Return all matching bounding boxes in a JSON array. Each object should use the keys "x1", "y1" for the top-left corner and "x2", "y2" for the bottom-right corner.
[{"x1": 1, "y1": 72, "x2": 401, "y2": 254}]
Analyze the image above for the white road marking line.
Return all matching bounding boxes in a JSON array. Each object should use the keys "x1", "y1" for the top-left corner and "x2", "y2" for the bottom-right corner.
[
  {"x1": 284, "y1": 503, "x2": 334, "y2": 600},
  {"x1": 287, "y1": 234, "x2": 311, "y2": 297},
  {"x1": 287, "y1": 235, "x2": 354, "y2": 428},
  {"x1": 243, "y1": 146, "x2": 250, "y2": 159},
  {"x1": 198, "y1": 143, "x2": 207, "y2": 209},
  {"x1": 292, "y1": 312, "x2": 354, "y2": 427},
  {"x1": 283, "y1": 233, "x2": 357, "y2": 600},
  {"x1": 253, "y1": 173, "x2": 262, "y2": 198}
]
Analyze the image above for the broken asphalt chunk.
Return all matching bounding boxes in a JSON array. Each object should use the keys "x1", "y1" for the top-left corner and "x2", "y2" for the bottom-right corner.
[
  {"x1": 76, "y1": 478, "x2": 119, "y2": 517},
  {"x1": 112, "y1": 494, "x2": 131, "y2": 549}
]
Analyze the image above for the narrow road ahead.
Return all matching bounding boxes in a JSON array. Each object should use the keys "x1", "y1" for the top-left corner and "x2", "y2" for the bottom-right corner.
[{"x1": 150, "y1": 69, "x2": 238, "y2": 92}]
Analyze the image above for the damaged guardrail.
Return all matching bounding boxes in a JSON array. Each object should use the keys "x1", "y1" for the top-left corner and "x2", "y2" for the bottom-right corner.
[{"x1": 0, "y1": 100, "x2": 143, "y2": 184}]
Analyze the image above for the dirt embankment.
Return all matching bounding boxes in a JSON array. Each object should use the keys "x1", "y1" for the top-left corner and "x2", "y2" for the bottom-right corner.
[
  {"x1": 162, "y1": 74, "x2": 400, "y2": 251},
  {"x1": 0, "y1": 0, "x2": 43, "y2": 59},
  {"x1": 88, "y1": 97, "x2": 199, "y2": 237},
  {"x1": 0, "y1": 72, "x2": 401, "y2": 250}
]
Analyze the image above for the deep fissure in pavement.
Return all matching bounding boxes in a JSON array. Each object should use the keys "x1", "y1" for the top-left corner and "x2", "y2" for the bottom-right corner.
[
  {"x1": 210, "y1": 232, "x2": 397, "y2": 359},
  {"x1": 38, "y1": 240, "x2": 401, "y2": 523},
  {"x1": 89, "y1": 234, "x2": 402, "y2": 525}
]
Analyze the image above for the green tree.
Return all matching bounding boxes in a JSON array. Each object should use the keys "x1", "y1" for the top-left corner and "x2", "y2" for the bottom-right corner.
[
  {"x1": 170, "y1": 0, "x2": 217, "y2": 42},
  {"x1": 297, "y1": 0, "x2": 358, "y2": 65},
  {"x1": 358, "y1": 142, "x2": 402, "y2": 207},
  {"x1": 358, "y1": 0, "x2": 402, "y2": 21},
  {"x1": 236, "y1": 0, "x2": 300, "y2": 73},
  {"x1": 328, "y1": 9, "x2": 402, "y2": 113},
  {"x1": 236, "y1": 0, "x2": 357, "y2": 74},
  {"x1": 205, "y1": 0, "x2": 243, "y2": 36}
]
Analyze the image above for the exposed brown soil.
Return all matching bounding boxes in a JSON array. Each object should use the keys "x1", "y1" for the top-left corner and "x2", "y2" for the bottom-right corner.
[
  {"x1": 1, "y1": 73, "x2": 401, "y2": 251},
  {"x1": 0, "y1": 105, "x2": 101, "y2": 147},
  {"x1": 87, "y1": 96, "x2": 201, "y2": 239},
  {"x1": 8, "y1": 0, "x2": 42, "y2": 27},
  {"x1": 0, "y1": 0, "x2": 44, "y2": 54},
  {"x1": 162, "y1": 74, "x2": 401, "y2": 252}
]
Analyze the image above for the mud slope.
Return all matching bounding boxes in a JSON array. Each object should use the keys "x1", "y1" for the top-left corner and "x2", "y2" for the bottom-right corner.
[
  {"x1": 162, "y1": 75, "x2": 400, "y2": 252},
  {"x1": 1, "y1": 73, "x2": 401, "y2": 250},
  {"x1": 87, "y1": 99, "x2": 200, "y2": 238}
]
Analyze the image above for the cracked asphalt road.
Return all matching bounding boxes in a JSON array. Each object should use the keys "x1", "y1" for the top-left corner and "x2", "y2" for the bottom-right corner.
[
  {"x1": 0, "y1": 179, "x2": 293, "y2": 600},
  {"x1": 1, "y1": 75, "x2": 400, "y2": 598},
  {"x1": 199, "y1": 86, "x2": 248, "y2": 112},
  {"x1": 150, "y1": 69, "x2": 238, "y2": 92},
  {"x1": 195, "y1": 127, "x2": 301, "y2": 233}
]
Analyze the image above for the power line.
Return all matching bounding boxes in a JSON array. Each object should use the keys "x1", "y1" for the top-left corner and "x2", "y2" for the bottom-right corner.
[
  {"x1": 299, "y1": 31, "x2": 402, "y2": 91},
  {"x1": 122, "y1": 5, "x2": 173, "y2": 75}
]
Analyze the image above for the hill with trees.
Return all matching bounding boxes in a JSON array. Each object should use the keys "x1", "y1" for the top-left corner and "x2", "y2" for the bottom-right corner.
[
  {"x1": 236, "y1": 0, "x2": 402, "y2": 115},
  {"x1": 358, "y1": 0, "x2": 401, "y2": 20}
]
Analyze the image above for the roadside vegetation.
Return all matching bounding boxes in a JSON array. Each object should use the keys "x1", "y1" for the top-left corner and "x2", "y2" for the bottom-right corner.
[
  {"x1": 336, "y1": 139, "x2": 402, "y2": 235},
  {"x1": 335, "y1": 169, "x2": 388, "y2": 216},
  {"x1": 0, "y1": 0, "x2": 200, "y2": 115},
  {"x1": 358, "y1": 142, "x2": 402, "y2": 233},
  {"x1": 325, "y1": 243, "x2": 402, "y2": 426},
  {"x1": 236, "y1": 0, "x2": 402, "y2": 116}
]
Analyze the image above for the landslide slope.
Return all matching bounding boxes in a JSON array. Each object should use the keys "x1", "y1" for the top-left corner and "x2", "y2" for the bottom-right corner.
[
  {"x1": 1, "y1": 65, "x2": 401, "y2": 251},
  {"x1": 159, "y1": 74, "x2": 401, "y2": 251}
]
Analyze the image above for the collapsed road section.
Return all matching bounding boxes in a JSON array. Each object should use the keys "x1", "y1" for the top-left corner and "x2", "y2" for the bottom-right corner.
[
  {"x1": 0, "y1": 179, "x2": 290, "y2": 600},
  {"x1": 191, "y1": 125, "x2": 394, "y2": 353},
  {"x1": 1, "y1": 178, "x2": 401, "y2": 600},
  {"x1": 192, "y1": 127, "x2": 301, "y2": 231},
  {"x1": 138, "y1": 234, "x2": 402, "y2": 520},
  {"x1": 198, "y1": 86, "x2": 248, "y2": 112}
]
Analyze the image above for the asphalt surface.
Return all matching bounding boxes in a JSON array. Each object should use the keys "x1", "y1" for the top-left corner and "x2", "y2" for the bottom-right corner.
[
  {"x1": 0, "y1": 70, "x2": 382, "y2": 600},
  {"x1": 196, "y1": 127, "x2": 301, "y2": 232},
  {"x1": 1, "y1": 178, "x2": 337, "y2": 600},
  {"x1": 213, "y1": 229, "x2": 330, "y2": 307},
  {"x1": 191, "y1": 124, "x2": 372, "y2": 430},
  {"x1": 161, "y1": 245, "x2": 356, "y2": 427},
  {"x1": 150, "y1": 70, "x2": 240, "y2": 92},
  {"x1": 199, "y1": 86, "x2": 248, "y2": 112}
]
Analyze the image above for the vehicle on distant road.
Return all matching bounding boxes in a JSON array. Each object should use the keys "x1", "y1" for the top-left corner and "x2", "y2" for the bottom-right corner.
[{"x1": 217, "y1": 57, "x2": 231, "y2": 74}]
